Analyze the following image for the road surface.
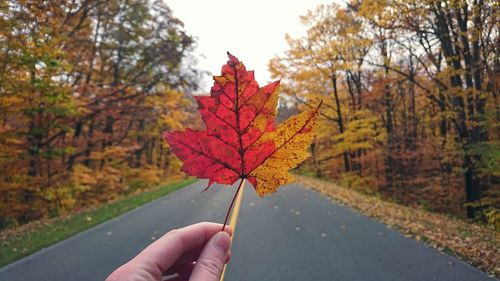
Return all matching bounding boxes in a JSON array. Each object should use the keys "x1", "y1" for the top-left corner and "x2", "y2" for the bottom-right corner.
[{"x1": 0, "y1": 181, "x2": 495, "y2": 281}]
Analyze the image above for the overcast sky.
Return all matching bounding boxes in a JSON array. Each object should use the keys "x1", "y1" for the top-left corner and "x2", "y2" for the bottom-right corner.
[{"x1": 165, "y1": 0, "x2": 336, "y2": 93}]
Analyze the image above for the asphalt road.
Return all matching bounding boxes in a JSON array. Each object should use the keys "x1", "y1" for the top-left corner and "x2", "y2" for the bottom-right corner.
[{"x1": 0, "y1": 181, "x2": 495, "y2": 281}]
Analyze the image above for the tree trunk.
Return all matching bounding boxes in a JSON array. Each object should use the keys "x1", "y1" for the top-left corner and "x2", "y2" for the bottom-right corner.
[{"x1": 331, "y1": 73, "x2": 350, "y2": 172}]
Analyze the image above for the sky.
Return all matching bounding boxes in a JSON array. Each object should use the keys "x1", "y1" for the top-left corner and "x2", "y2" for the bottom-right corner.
[{"x1": 165, "y1": 0, "x2": 336, "y2": 93}]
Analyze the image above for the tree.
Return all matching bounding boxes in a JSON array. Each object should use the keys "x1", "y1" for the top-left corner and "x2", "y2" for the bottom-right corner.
[
  {"x1": 0, "y1": 0, "x2": 199, "y2": 227},
  {"x1": 270, "y1": 4, "x2": 377, "y2": 176},
  {"x1": 271, "y1": 0, "x2": 498, "y2": 220},
  {"x1": 354, "y1": 0, "x2": 498, "y2": 218}
]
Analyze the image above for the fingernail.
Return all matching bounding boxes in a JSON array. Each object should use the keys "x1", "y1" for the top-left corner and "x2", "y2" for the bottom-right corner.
[{"x1": 213, "y1": 232, "x2": 231, "y2": 255}]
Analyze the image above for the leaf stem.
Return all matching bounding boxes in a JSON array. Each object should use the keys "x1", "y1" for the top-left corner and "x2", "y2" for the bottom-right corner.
[{"x1": 222, "y1": 178, "x2": 245, "y2": 231}]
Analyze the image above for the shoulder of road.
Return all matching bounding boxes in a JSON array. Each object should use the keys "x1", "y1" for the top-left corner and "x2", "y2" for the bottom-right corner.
[
  {"x1": 0, "y1": 178, "x2": 196, "y2": 267},
  {"x1": 295, "y1": 175, "x2": 499, "y2": 278}
]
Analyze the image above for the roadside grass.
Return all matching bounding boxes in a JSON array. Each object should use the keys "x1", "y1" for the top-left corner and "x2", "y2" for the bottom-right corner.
[
  {"x1": 295, "y1": 175, "x2": 499, "y2": 277},
  {"x1": 0, "y1": 178, "x2": 196, "y2": 267}
]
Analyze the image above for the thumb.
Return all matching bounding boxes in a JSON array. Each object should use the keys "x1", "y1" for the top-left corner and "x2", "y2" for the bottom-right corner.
[{"x1": 189, "y1": 231, "x2": 231, "y2": 281}]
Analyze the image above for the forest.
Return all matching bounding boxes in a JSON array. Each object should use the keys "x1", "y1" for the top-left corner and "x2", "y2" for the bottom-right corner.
[
  {"x1": 272, "y1": 0, "x2": 499, "y2": 226},
  {"x1": 0, "y1": 0, "x2": 200, "y2": 228},
  {"x1": 0, "y1": 0, "x2": 498, "y2": 232}
]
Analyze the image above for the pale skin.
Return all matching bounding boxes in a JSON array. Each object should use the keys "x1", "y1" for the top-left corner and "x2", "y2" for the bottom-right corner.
[{"x1": 106, "y1": 222, "x2": 233, "y2": 281}]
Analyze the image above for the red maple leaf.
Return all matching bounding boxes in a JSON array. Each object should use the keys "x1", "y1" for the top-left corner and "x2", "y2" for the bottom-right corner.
[{"x1": 164, "y1": 53, "x2": 319, "y2": 229}]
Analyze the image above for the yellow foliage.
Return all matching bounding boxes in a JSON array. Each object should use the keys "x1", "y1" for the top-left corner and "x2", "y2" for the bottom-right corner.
[
  {"x1": 331, "y1": 110, "x2": 385, "y2": 156},
  {"x1": 250, "y1": 106, "x2": 319, "y2": 196},
  {"x1": 89, "y1": 146, "x2": 137, "y2": 162},
  {"x1": 484, "y1": 208, "x2": 500, "y2": 231},
  {"x1": 71, "y1": 164, "x2": 98, "y2": 188}
]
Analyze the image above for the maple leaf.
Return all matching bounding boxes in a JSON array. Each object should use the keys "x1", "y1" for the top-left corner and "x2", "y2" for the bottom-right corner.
[{"x1": 163, "y1": 53, "x2": 320, "y2": 227}]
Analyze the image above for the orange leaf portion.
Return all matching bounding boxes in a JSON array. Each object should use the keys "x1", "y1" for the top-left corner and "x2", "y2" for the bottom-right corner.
[{"x1": 164, "y1": 53, "x2": 319, "y2": 195}]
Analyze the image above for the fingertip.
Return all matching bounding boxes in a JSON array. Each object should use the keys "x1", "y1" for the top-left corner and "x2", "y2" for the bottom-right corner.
[
  {"x1": 189, "y1": 231, "x2": 231, "y2": 281},
  {"x1": 213, "y1": 231, "x2": 231, "y2": 255},
  {"x1": 223, "y1": 226, "x2": 234, "y2": 237}
]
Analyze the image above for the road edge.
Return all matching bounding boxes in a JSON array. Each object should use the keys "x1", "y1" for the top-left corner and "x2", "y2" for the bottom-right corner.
[{"x1": 0, "y1": 179, "x2": 197, "y2": 270}]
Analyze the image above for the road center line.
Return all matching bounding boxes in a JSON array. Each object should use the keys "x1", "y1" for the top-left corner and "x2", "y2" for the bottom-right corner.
[{"x1": 220, "y1": 180, "x2": 245, "y2": 281}]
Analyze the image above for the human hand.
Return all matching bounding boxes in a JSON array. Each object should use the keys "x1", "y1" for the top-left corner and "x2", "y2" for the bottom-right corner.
[{"x1": 106, "y1": 222, "x2": 233, "y2": 281}]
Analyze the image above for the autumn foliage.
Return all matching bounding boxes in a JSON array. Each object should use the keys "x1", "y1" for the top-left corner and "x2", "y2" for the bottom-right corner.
[
  {"x1": 0, "y1": 0, "x2": 198, "y2": 228},
  {"x1": 0, "y1": 0, "x2": 498, "y2": 234},
  {"x1": 270, "y1": 1, "x2": 499, "y2": 225}
]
